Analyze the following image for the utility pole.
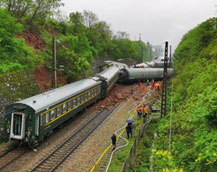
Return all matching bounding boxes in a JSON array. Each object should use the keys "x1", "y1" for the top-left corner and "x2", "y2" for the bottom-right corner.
[
  {"x1": 169, "y1": 45, "x2": 172, "y2": 67},
  {"x1": 52, "y1": 37, "x2": 57, "y2": 89},
  {"x1": 160, "y1": 41, "x2": 168, "y2": 118}
]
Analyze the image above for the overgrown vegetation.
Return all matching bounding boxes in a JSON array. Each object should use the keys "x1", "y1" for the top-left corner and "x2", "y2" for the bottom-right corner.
[
  {"x1": 135, "y1": 18, "x2": 217, "y2": 171},
  {"x1": 0, "y1": 9, "x2": 37, "y2": 72},
  {"x1": 0, "y1": 1, "x2": 156, "y2": 80}
]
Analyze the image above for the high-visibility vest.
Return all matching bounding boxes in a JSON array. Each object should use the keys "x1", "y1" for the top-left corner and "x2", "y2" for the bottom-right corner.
[
  {"x1": 143, "y1": 106, "x2": 147, "y2": 113},
  {"x1": 136, "y1": 107, "x2": 141, "y2": 112},
  {"x1": 151, "y1": 83, "x2": 153, "y2": 89},
  {"x1": 144, "y1": 87, "x2": 147, "y2": 94},
  {"x1": 139, "y1": 82, "x2": 142, "y2": 90}
]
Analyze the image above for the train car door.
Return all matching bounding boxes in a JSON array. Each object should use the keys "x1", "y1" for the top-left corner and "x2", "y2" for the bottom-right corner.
[{"x1": 10, "y1": 112, "x2": 26, "y2": 140}]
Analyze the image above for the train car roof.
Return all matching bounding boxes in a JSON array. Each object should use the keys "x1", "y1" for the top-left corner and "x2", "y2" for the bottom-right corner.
[
  {"x1": 104, "y1": 60, "x2": 129, "y2": 69},
  {"x1": 97, "y1": 65, "x2": 120, "y2": 82},
  {"x1": 13, "y1": 78, "x2": 101, "y2": 113}
]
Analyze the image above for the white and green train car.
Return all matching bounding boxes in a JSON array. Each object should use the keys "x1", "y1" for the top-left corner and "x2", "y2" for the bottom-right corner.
[
  {"x1": 4, "y1": 65, "x2": 121, "y2": 147},
  {"x1": 4, "y1": 78, "x2": 103, "y2": 146}
]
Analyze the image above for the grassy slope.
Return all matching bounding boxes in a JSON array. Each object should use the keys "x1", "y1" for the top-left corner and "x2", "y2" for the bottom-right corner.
[{"x1": 130, "y1": 17, "x2": 217, "y2": 172}]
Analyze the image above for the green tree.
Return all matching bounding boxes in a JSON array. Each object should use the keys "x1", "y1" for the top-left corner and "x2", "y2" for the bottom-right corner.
[
  {"x1": 0, "y1": 9, "x2": 36, "y2": 73},
  {"x1": 0, "y1": 0, "x2": 63, "y2": 25}
]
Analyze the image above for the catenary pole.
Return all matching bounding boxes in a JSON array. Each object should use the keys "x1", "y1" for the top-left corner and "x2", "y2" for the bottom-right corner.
[
  {"x1": 160, "y1": 41, "x2": 168, "y2": 118},
  {"x1": 169, "y1": 45, "x2": 172, "y2": 67}
]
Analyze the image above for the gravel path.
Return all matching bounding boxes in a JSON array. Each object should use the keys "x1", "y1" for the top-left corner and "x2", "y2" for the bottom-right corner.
[
  {"x1": 58, "y1": 98, "x2": 136, "y2": 172},
  {"x1": 58, "y1": 85, "x2": 151, "y2": 172}
]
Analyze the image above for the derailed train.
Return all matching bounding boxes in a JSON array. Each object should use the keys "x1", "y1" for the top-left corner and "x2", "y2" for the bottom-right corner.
[
  {"x1": 119, "y1": 68, "x2": 174, "y2": 83},
  {"x1": 134, "y1": 56, "x2": 172, "y2": 68},
  {"x1": 4, "y1": 65, "x2": 119, "y2": 147},
  {"x1": 4, "y1": 63, "x2": 173, "y2": 147}
]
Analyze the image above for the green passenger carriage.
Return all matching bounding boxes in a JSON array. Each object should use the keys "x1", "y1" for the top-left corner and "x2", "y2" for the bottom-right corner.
[
  {"x1": 4, "y1": 78, "x2": 102, "y2": 146},
  {"x1": 4, "y1": 65, "x2": 121, "y2": 147}
]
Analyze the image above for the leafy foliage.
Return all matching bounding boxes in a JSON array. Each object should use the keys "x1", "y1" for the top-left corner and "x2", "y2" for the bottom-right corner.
[
  {"x1": 1, "y1": 0, "x2": 63, "y2": 26},
  {"x1": 152, "y1": 17, "x2": 217, "y2": 171},
  {"x1": 0, "y1": 9, "x2": 37, "y2": 72},
  {"x1": 0, "y1": 3, "x2": 154, "y2": 80}
]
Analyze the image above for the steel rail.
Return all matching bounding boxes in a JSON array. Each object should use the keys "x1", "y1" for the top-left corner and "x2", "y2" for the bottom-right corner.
[
  {"x1": 0, "y1": 149, "x2": 27, "y2": 171},
  {"x1": 31, "y1": 103, "x2": 121, "y2": 172}
]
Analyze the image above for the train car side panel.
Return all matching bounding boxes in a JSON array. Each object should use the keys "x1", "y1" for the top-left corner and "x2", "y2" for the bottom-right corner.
[{"x1": 38, "y1": 84, "x2": 101, "y2": 142}]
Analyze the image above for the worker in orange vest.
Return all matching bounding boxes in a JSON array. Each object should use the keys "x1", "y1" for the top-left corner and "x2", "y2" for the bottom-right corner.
[
  {"x1": 142, "y1": 104, "x2": 148, "y2": 123},
  {"x1": 154, "y1": 82, "x2": 160, "y2": 92},
  {"x1": 136, "y1": 105, "x2": 142, "y2": 119},
  {"x1": 154, "y1": 82, "x2": 157, "y2": 91},
  {"x1": 144, "y1": 86, "x2": 147, "y2": 95},
  {"x1": 151, "y1": 80, "x2": 154, "y2": 90},
  {"x1": 139, "y1": 81, "x2": 142, "y2": 90},
  {"x1": 159, "y1": 81, "x2": 162, "y2": 90}
]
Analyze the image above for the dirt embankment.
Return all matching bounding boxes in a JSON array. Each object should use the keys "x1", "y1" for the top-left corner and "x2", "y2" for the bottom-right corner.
[
  {"x1": 17, "y1": 31, "x2": 46, "y2": 51},
  {"x1": 34, "y1": 63, "x2": 67, "y2": 92},
  {"x1": 18, "y1": 30, "x2": 67, "y2": 92}
]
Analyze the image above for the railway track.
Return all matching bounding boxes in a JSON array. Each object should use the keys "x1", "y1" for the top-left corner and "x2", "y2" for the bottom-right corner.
[
  {"x1": 0, "y1": 147, "x2": 27, "y2": 172},
  {"x1": 31, "y1": 103, "x2": 121, "y2": 172}
]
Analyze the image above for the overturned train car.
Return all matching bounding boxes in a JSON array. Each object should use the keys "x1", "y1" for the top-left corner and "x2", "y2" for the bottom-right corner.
[{"x1": 119, "y1": 68, "x2": 174, "y2": 83}]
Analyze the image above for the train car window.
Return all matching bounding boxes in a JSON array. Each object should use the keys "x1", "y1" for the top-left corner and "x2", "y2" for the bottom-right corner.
[
  {"x1": 77, "y1": 97, "x2": 80, "y2": 104},
  {"x1": 67, "y1": 102, "x2": 70, "y2": 110},
  {"x1": 57, "y1": 106, "x2": 61, "y2": 116},
  {"x1": 73, "y1": 99, "x2": 76, "y2": 107},
  {"x1": 85, "y1": 93, "x2": 88, "y2": 100},
  {"x1": 50, "y1": 109, "x2": 55, "y2": 120},
  {"x1": 71, "y1": 100, "x2": 73, "y2": 108},
  {"x1": 80, "y1": 95, "x2": 83, "y2": 103},
  {"x1": 63, "y1": 103, "x2": 66, "y2": 113},
  {"x1": 71, "y1": 100, "x2": 74, "y2": 108},
  {"x1": 88, "y1": 91, "x2": 91, "y2": 98},
  {"x1": 81, "y1": 95, "x2": 83, "y2": 102},
  {"x1": 69, "y1": 100, "x2": 72, "y2": 109},
  {"x1": 46, "y1": 112, "x2": 50, "y2": 123}
]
